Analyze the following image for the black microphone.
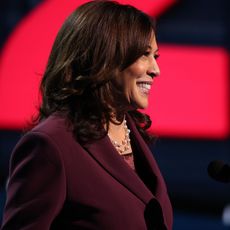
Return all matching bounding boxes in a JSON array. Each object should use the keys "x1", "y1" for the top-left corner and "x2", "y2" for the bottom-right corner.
[{"x1": 207, "y1": 160, "x2": 230, "y2": 183}]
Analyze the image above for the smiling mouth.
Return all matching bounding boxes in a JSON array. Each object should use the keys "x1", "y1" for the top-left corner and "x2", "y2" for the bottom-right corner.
[{"x1": 136, "y1": 82, "x2": 152, "y2": 95}]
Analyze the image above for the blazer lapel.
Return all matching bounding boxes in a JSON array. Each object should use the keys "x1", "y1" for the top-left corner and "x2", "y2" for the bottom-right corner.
[
  {"x1": 126, "y1": 114, "x2": 173, "y2": 230},
  {"x1": 82, "y1": 134, "x2": 154, "y2": 205},
  {"x1": 82, "y1": 115, "x2": 171, "y2": 229},
  {"x1": 126, "y1": 114, "x2": 168, "y2": 192}
]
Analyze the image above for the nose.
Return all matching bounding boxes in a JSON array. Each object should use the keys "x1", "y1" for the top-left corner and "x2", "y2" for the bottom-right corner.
[{"x1": 147, "y1": 58, "x2": 160, "y2": 78}]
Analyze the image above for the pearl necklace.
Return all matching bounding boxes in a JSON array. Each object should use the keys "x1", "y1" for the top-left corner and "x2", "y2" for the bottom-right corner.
[{"x1": 108, "y1": 119, "x2": 131, "y2": 155}]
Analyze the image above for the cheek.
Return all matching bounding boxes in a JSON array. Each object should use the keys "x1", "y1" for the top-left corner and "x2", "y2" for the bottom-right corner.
[
  {"x1": 128, "y1": 62, "x2": 146, "y2": 77},
  {"x1": 123, "y1": 72, "x2": 137, "y2": 90},
  {"x1": 119, "y1": 61, "x2": 146, "y2": 93}
]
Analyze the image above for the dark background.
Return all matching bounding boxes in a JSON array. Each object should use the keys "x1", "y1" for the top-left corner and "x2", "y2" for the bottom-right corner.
[{"x1": 0, "y1": 0, "x2": 230, "y2": 229}]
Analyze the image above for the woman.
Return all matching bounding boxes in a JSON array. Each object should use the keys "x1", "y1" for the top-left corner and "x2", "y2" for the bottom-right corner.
[{"x1": 1, "y1": 1, "x2": 173, "y2": 229}]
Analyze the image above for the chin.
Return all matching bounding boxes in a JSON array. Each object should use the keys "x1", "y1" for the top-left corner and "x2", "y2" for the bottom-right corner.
[
  {"x1": 132, "y1": 100, "x2": 148, "y2": 110},
  {"x1": 138, "y1": 104, "x2": 148, "y2": 109}
]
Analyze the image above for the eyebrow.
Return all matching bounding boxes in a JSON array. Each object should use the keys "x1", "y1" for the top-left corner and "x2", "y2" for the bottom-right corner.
[{"x1": 147, "y1": 46, "x2": 159, "y2": 53}]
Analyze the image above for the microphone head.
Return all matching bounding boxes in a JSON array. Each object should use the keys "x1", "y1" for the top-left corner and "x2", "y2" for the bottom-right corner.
[{"x1": 207, "y1": 160, "x2": 230, "y2": 183}]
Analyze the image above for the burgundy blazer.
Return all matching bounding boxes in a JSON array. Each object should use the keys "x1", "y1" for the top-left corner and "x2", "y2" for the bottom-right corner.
[{"x1": 1, "y1": 113, "x2": 173, "y2": 230}]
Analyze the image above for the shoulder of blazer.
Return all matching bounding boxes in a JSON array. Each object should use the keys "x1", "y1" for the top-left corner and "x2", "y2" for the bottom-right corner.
[
  {"x1": 16, "y1": 114, "x2": 82, "y2": 166},
  {"x1": 30, "y1": 113, "x2": 80, "y2": 147}
]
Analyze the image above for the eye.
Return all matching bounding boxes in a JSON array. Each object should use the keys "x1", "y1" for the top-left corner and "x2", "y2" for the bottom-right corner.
[
  {"x1": 143, "y1": 51, "x2": 151, "y2": 57},
  {"x1": 154, "y1": 54, "x2": 160, "y2": 60},
  {"x1": 143, "y1": 51, "x2": 160, "y2": 60}
]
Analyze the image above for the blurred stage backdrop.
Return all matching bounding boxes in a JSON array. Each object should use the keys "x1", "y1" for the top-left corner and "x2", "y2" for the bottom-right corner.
[{"x1": 0, "y1": 0, "x2": 229, "y2": 229}]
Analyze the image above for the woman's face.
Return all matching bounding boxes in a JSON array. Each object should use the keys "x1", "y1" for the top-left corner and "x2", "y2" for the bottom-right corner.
[{"x1": 117, "y1": 35, "x2": 160, "y2": 110}]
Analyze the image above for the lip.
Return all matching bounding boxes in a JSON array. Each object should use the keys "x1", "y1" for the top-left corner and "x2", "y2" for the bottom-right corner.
[
  {"x1": 136, "y1": 81, "x2": 152, "y2": 96},
  {"x1": 136, "y1": 77, "x2": 153, "y2": 84},
  {"x1": 136, "y1": 80, "x2": 153, "y2": 85}
]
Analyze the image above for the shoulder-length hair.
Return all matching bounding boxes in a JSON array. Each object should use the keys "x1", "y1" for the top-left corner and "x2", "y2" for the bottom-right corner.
[{"x1": 37, "y1": 0, "x2": 156, "y2": 143}]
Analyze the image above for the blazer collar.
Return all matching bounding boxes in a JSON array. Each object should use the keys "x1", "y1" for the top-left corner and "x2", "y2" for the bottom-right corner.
[
  {"x1": 82, "y1": 118, "x2": 154, "y2": 205},
  {"x1": 126, "y1": 114, "x2": 172, "y2": 230},
  {"x1": 126, "y1": 114, "x2": 167, "y2": 197}
]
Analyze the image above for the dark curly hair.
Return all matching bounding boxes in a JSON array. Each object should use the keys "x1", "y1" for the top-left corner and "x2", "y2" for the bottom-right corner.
[{"x1": 36, "y1": 0, "x2": 156, "y2": 144}]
